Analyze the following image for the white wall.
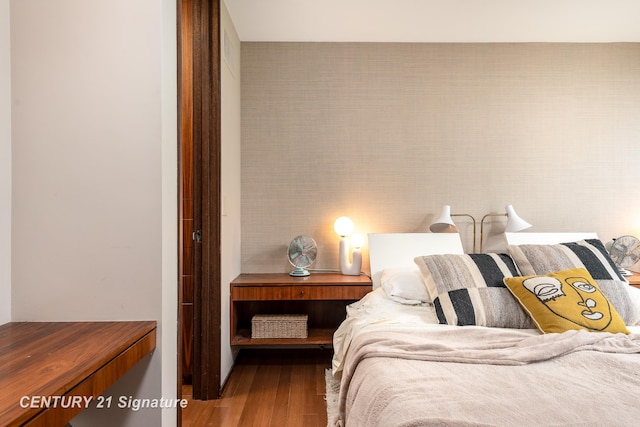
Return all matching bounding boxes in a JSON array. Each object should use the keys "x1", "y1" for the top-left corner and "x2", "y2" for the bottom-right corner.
[
  {"x1": 0, "y1": 0, "x2": 10, "y2": 325},
  {"x1": 10, "y1": 0, "x2": 177, "y2": 425},
  {"x1": 241, "y1": 43, "x2": 640, "y2": 268},
  {"x1": 160, "y1": 0, "x2": 178, "y2": 423},
  {"x1": 220, "y1": 1, "x2": 242, "y2": 384}
]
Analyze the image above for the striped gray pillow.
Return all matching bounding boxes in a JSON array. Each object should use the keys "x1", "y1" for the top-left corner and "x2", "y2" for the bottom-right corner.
[
  {"x1": 414, "y1": 253, "x2": 534, "y2": 328},
  {"x1": 508, "y1": 239, "x2": 640, "y2": 325}
]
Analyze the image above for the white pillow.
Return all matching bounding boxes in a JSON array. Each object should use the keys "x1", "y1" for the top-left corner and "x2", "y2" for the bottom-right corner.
[{"x1": 380, "y1": 268, "x2": 430, "y2": 305}]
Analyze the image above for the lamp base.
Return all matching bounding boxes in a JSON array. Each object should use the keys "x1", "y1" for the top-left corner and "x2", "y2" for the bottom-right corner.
[
  {"x1": 340, "y1": 270, "x2": 361, "y2": 276},
  {"x1": 339, "y1": 238, "x2": 362, "y2": 275}
]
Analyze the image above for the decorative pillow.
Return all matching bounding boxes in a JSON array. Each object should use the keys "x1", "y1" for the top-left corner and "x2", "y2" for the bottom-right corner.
[
  {"x1": 504, "y1": 268, "x2": 630, "y2": 334},
  {"x1": 413, "y1": 253, "x2": 534, "y2": 328},
  {"x1": 380, "y1": 268, "x2": 430, "y2": 305},
  {"x1": 508, "y1": 239, "x2": 640, "y2": 325}
]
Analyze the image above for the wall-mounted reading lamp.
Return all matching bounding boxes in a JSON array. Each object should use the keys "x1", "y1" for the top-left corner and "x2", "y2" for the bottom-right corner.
[
  {"x1": 429, "y1": 205, "x2": 477, "y2": 253},
  {"x1": 479, "y1": 204, "x2": 531, "y2": 252}
]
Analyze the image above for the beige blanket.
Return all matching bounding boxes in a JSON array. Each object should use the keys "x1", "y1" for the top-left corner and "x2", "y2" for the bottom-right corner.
[{"x1": 333, "y1": 327, "x2": 640, "y2": 427}]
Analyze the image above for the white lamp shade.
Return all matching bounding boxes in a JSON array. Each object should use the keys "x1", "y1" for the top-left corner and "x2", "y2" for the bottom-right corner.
[
  {"x1": 429, "y1": 205, "x2": 459, "y2": 233},
  {"x1": 504, "y1": 204, "x2": 532, "y2": 232},
  {"x1": 334, "y1": 216, "x2": 355, "y2": 237}
]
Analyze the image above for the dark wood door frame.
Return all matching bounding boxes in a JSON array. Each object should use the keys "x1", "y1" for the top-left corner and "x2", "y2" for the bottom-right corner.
[
  {"x1": 191, "y1": 0, "x2": 222, "y2": 400},
  {"x1": 178, "y1": 0, "x2": 222, "y2": 403}
]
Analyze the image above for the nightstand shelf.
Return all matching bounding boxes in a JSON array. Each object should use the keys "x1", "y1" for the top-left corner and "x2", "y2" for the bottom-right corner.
[
  {"x1": 232, "y1": 328, "x2": 336, "y2": 346},
  {"x1": 230, "y1": 273, "x2": 372, "y2": 347}
]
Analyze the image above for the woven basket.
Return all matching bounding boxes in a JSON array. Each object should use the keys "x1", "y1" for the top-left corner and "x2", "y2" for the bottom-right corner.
[{"x1": 251, "y1": 314, "x2": 308, "y2": 339}]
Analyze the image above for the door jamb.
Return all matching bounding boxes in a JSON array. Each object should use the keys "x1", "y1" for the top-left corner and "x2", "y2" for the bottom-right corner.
[{"x1": 179, "y1": 0, "x2": 222, "y2": 404}]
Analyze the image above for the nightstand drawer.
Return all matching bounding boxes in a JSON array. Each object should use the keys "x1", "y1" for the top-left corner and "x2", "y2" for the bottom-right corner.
[{"x1": 232, "y1": 285, "x2": 370, "y2": 301}]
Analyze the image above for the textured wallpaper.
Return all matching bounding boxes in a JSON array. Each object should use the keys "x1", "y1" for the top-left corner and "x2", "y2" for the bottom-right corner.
[{"x1": 241, "y1": 43, "x2": 640, "y2": 274}]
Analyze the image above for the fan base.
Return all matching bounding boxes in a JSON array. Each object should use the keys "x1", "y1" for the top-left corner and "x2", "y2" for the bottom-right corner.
[{"x1": 289, "y1": 267, "x2": 310, "y2": 277}]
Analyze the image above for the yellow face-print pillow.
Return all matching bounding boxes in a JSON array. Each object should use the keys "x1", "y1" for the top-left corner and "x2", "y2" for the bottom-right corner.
[{"x1": 504, "y1": 267, "x2": 629, "y2": 334}]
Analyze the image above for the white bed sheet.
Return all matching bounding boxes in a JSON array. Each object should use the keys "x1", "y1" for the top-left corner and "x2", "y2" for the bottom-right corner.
[
  {"x1": 333, "y1": 288, "x2": 439, "y2": 376},
  {"x1": 332, "y1": 287, "x2": 640, "y2": 377}
]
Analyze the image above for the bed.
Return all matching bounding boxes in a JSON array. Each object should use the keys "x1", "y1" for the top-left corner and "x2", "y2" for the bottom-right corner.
[{"x1": 329, "y1": 233, "x2": 640, "y2": 427}]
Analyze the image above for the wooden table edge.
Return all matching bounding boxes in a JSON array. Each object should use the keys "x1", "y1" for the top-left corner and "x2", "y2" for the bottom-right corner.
[{"x1": 0, "y1": 321, "x2": 157, "y2": 427}]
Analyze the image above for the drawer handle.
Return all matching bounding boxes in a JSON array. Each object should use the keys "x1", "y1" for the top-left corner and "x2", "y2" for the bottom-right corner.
[{"x1": 299, "y1": 290, "x2": 305, "y2": 296}]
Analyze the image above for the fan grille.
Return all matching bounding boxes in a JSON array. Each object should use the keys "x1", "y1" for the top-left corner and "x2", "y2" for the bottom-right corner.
[
  {"x1": 610, "y1": 235, "x2": 640, "y2": 269},
  {"x1": 287, "y1": 235, "x2": 317, "y2": 276}
]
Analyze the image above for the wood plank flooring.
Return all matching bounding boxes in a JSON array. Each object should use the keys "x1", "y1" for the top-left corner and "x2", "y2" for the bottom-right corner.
[{"x1": 182, "y1": 349, "x2": 332, "y2": 427}]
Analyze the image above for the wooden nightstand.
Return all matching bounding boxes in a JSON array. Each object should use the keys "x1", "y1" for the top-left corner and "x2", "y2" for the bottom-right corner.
[
  {"x1": 230, "y1": 273, "x2": 372, "y2": 347},
  {"x1": 626, "y1": 272, "x2": 640, "y2": 289}
]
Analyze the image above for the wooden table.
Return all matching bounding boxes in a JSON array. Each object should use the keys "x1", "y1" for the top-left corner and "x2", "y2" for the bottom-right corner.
[{"x1": 0, "y1": 321, "x2": 156, "y2": 427}]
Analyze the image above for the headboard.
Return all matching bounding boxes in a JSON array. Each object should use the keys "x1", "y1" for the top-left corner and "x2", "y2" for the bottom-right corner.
[
  {"x1": 504, "y1": 232, "x2": 598, "y2": 245},
  {"x1": 368, "y1": 233, "x2": 464, "y2": 288}
]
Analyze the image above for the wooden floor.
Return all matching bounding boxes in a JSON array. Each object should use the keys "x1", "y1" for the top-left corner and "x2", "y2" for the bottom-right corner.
[{"x1": 182, "y1": 349, "x2": 332, "y2": 427}]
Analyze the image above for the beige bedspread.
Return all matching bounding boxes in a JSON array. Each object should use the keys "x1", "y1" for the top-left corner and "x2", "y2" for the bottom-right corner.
[{"x1": 333, "y1": 326, "x2": 640, "y2": 427}]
